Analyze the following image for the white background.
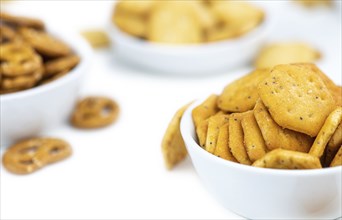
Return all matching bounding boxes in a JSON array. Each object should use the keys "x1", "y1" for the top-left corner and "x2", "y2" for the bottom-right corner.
[{"x1": 1, "y1": 1, "x2": 341, "y2": 219}]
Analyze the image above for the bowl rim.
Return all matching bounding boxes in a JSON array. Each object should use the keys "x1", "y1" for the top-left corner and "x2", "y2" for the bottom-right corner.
[
  {"x1": 0, "y1": 26, "x2": 93, "y2": 101},
  {"x1": 108, "y1": 1, "x2": 279, "y2": 53},
  {"x1": 181, "y1": 99, "x2": 342, "y2": 177}
]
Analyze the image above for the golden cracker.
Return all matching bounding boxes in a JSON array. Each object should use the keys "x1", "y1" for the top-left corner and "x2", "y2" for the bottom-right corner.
[
  {"x1": 218, "y1": 68, "x2": 270, "y2": 112},
  {"x1": 210, "y1": 1, "x2": 264, "y2": 38},
  {"x1": 113, "y1": 10, "x2": 147, "y2": 38},
  {"x1": 81, "y1": 29, "x2": 110, "y2": 48},
  {"x1": 196, "y1": 119, "x2": 209, "y2": 148},
  {"x1": 325, "y1": 123, "x2": 342, "y2": 166},
  {"x1": 258, "y1": 64, "x2": 336, "y2": 137},
  {"x1": 115, "y1": 0, "x2": 155, "y2": 15},
  {"x1": 147, "y1": 2, "x2": 202, "y2": 44},
  {"x1": 241, "y1": 111, "x2": 267, "y2": 162},
  {"x1": 252, "y1": 149, "x2": 322, "y2": 169},
  {"x1": 214, "y1": 123, "x2": 237, "y2": 162},
  {"x1": 192, "y1": 94, "x2": 219, "y2": 128},
  {"x1": 161, "y1": 103, "x2": 191, "y2": 170},
  {"x1": 254, "y1": 43, "x2": 320, "y2": 68},
  {"x1": 228, "y1": 112, "x2": 251, "y2": 165},
  {"x1": 293, "y1": 63, "x2": 342, "y2": 106},
  {"x1": 205, "y1": 114, "x2": 229, "y2": 154},
  {"x1": 253, "y1": 99, "x2": 313, "y2": 152},
  {"x1": 309, "y1": 107, "x2": 342, "y2": 158}
]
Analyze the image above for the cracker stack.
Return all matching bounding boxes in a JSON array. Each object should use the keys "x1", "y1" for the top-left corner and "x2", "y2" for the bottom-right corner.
[{"x1": 192, "y1": 63, "x2": 342, "y2": 169}]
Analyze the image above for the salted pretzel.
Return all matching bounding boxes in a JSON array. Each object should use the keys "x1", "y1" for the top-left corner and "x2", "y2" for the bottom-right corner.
[
  {"x1": 2, "y1": 138, "x2": 72, "y2": 174},
  {"x1": 71, "y1": 97, "x2": 120, "y2": 128}
]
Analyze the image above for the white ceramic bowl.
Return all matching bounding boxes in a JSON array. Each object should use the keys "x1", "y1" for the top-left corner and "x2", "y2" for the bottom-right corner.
[
  {"x1": 108, "y1": 2, "x2": 279, "y2": 74},
  {"x1": 0, "y1": 28, "x2": 92, "y2": 147},
  {"x1": 181, "y1": 101, "x2": 342, "y2": 219}
]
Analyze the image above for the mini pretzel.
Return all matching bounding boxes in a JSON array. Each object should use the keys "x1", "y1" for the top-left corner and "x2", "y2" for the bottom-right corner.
[
  {"x1": 2, "y1": 138, "x2": 72, "y2": 175},
  {"x1": 0, "y1": 12, "x2": 45, "y2": 30},
  {"x1": 71, "y1": 97, "x2": 120, "y2": 128},
  {"x1": 44, "y1": 55, "x2": 80, "y2": 77},
  {"x1": 19, "y1": 27, "x2": 71, "y2": 57},
  {"x1": 1, "y1": 67, "x2": 43, "y2": 90},
  {"x1": 0, "y1": 42, "x2": 42, "y2": 77},
  {"x1": 0, "y1": 24, "x2": 17, "y2": 44}
]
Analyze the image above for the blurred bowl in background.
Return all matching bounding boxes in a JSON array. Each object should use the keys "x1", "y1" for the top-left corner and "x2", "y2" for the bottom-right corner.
[
  {"x1": 0, "y1": 27, "x2": 92, "y2": 147},
  {"x1": 108, "y1": 2, "x2": 279, "y2": 74},
  {"x1": 180, "y1": 100, "x2": 342, "y2": 219}
]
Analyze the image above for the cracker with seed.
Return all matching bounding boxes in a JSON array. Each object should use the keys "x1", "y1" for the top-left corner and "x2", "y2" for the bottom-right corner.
[
  {"x1": 192, "y1": 94, "x2": 219, "y2": 128},
  {"x1": 205, "y1": 114, "x2": 230, "y2": 154},
  {"x1": 258, "y1": 64, "x2": 336, "y2": 137},
  {"x1": 218, "y1": 68, "x2": 270, "y2": 112},
  {"x1": 228, "y1": 112, "x2": 251, "y2": 165},
  {"x1": 214, "y1": 123, "x2": 237, "y2": 162},
  {"x1": 161, "y1": 103, "x2": 191, "y2": 170},
  {"x1": 309, "y1": 107, "x2": 342, "y2": 158},
  {"x1": 254, "y1": 99, "x2": 313, "y2": 152},
  {"x1": 254, "y1": 43, "x2": 320, "y2": 69},
  {"x1": 147, "y1": 2, "x2": 202, "y2": 44},
  {"x1": 241, "y1": 111, "x2": 267, "y2": 162},
  {"x1": 196, "y1": 119, "x2": 209, "y2": 148},
  {"x1": 330, "y1": 145, "x2": 342, "y2": 167},
  {"x1": 294, "y1": 63, "x2": 342, "y2": 106},
  {"x1": 252, "y1": 149, "x2": 322, "y2": 169},
  {"x1": 325, "y1": 123, "x2": 342, "y2": 166}
]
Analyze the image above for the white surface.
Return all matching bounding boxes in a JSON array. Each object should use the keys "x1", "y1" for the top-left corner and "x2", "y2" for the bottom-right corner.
[
  {"x1": 181, "y1": 101, "x2": 342, "y2": 219},
  {"x1": 109, "y1": 1, "x2": 277, "y2": 74},
  {"x1": 0, "y1": 1, "x2": 341, "y2": 220},
  {"x1": 0, "y1": 28, "x2": 92, "y2": 146}
]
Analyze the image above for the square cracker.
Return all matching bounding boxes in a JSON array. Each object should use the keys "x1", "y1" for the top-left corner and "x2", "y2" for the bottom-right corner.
[
  {"x1": 294, "y1": 63, "x2": 342, "y2": 106},
  {"x1": 192, "y1": 94, "x2": 219, "y2": 128},
  {"x1": 241, "y1": 111, "x2": 267, "y2": 162},
  {"x1": 196, "y1": 119, "x2": 209, "y2": 148},
  {"x1": 252, "y1": 149, "x2": 322, "y2": 169},
  {"x1": 258, "y1": 64, "x2": 336, "y2": 137},
  {"x1": 218, "y1": 68, "x2": 270, "y2": 112},
  {"x1": 325, "y1": 122, "x2": 342, "y2": 166},
  {"x1": 147, "y1": 2, "x2": 202, "y2": 44},
  {"x1": 205, "y1": 114, "x2": 230, "y2": 154},
  {"x1": 309, "y1": 107, "x2": 342, "y2": 158},
  {"x1": 161, "y1": 103, "x2": 191, "y2": 170},
  {"x1": 228, "y1": 112, "x2": 251, "y2": 165},
  {"x1": 253, "y1": 99, "x2": 313, "y2": 152},
  {"x1": 195, "y1": 111, "x2": 224, "y2": 148},
  {"x1": 214, "y1": 123, "x2": 237, "y2": 162}
]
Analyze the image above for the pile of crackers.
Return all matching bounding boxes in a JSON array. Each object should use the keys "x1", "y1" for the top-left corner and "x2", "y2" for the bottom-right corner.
[
  {"x1": 162, "y1": 63, "x2": 341, "y2": 170},
  {"x1": 0, "y1": 12, "x2": 80, "y2": 94},
  {"x1": 112, "y1": 0, "x2": 264, "y2": 44},
  {"x1": 192, "y1": 63, "x2": 342, "y2": 169}
]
